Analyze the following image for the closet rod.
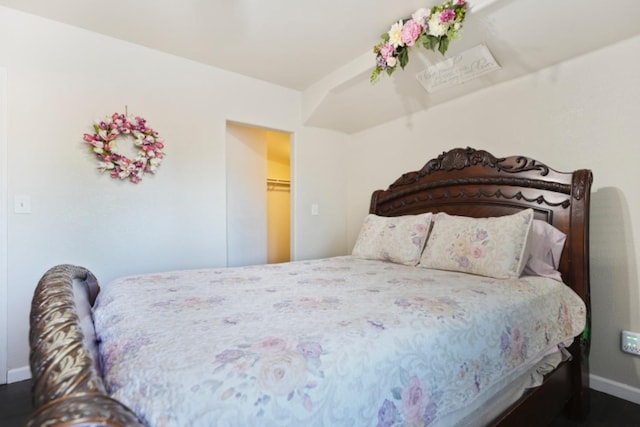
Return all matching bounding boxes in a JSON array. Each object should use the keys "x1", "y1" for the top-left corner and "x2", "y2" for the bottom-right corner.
[{"x1": 266, "y1": 178, "x2": 290, "y2": 185}]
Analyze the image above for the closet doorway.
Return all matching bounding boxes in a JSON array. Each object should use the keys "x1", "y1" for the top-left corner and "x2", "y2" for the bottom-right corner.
[{"x1": 226, "y1": 122, "x2": 291, "y2": 267}]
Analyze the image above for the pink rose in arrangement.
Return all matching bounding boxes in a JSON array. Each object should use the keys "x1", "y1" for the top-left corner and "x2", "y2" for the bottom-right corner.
[
  {"x1": 440, "y1": 8, "x2": 456, "y2": 23},
  {"x1": 400, "y1": 19, "x2": 423, "y2": 46},
  {"x1": 379, "y1": 42, "x2": 394, "y2": 60}
]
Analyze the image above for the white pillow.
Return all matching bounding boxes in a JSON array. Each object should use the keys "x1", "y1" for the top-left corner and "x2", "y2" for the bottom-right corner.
[
  {"x1": 522, "y1": 219, "x2": 566, "y2": 281},
  {"x1": 419, "y1": 209, "x2": 534, "y2": 279},
  {"x1": 352, "y1": 213, "x2": 433, "y2": 266}
]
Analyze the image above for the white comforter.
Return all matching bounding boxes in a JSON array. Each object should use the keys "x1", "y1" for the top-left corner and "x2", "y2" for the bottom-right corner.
[{"x1": 93, "y1": 256, "x2": 585, "y2": 427}]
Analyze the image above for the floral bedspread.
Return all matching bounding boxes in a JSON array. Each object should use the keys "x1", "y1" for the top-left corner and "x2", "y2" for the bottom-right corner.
[{"x1": 93, "y1": 256, "x2": 586, "y2": 427}]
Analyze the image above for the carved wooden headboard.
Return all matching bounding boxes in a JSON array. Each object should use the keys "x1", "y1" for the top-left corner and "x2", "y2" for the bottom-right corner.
[{"x1": 370, "y1": 147, "x2": 592, "y2": 349}]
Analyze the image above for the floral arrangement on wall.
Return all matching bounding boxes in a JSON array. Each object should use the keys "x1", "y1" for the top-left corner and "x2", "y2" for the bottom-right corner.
[
  {"x1": 371, "y1": 0, "x2": 469, "y2": 83},
  {"x1": 83, "y1": 112, "x2": 165, "y2": 184}
]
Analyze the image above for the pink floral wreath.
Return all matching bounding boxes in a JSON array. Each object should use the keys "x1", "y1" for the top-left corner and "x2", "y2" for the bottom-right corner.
[{"x1": 83, "y1": 112, "x2": 165, "y2": 183}]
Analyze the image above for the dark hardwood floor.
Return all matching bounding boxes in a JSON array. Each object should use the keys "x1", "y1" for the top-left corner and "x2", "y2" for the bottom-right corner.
[
  {"x1": 2, "y1": 380, "x2": 640, "y2": 426},
  {"x1": 0, "y1": 380, "x2": 31, "y2": 427},
  {"x1": 549, "y1": 390, "x2": 640, "y2": 427}
]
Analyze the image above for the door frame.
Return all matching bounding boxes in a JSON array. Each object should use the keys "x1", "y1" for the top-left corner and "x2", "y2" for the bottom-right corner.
[
  {"x1": 0, "y1": 67, "x2": 8, "y2": 383},
  {"x1": 225, "y1": 121, "x2": 293, "y2": 266}
]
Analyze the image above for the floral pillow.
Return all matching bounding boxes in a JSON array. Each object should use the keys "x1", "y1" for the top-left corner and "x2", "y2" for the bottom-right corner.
[
  {"x1": 419, "y1": 209, "x2": 534, "y2": 279},
  {"x1": 522, "y1": 220, "x2": 567, "y2": 281},
  {"x1": 352, "y1": 213, "x2": 433, "y2": 266}
]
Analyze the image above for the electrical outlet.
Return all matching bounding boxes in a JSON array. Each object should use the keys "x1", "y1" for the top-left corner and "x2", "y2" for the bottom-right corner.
[{"x1": 621, "y1": 330, "x2": 640, "y2": 356}]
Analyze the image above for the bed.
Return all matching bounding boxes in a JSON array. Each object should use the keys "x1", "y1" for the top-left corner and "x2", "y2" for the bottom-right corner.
[{"x1": 26, "y1": 147, "x2": 593, "y2": 426}]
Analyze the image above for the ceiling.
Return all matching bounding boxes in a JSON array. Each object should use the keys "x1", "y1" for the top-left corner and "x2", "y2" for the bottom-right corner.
[{"x1": 1, "y1": 0, "x2": 639, "y2": 133}]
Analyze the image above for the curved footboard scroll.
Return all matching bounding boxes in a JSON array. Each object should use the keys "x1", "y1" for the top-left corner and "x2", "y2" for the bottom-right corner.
[{"x1": 27, "y1": 264, "x2": 144, "y2": 427}]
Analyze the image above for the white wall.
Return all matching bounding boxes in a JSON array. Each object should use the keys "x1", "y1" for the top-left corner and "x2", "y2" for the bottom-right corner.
[
  {"x1": 347, "y1": 36, "x2": 640, "y2": 390},
  {"x1": 0, "y1": 6, "x2": 349, "y2": 379},
  {"x1": 292, "y1": 126, "x2": 349, "y2": 260}
]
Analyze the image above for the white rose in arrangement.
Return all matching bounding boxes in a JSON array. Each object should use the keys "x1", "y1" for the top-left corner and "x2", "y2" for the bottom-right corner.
[
  {"x1": 387, "y1": 20, "x2": 404, "y2": 48},
  {"x1": 411, "y1": 8, "x2": 430, "y2": 26},
  {"x1": 428, "y1": 13, "x2": 449, "y2": 37}
]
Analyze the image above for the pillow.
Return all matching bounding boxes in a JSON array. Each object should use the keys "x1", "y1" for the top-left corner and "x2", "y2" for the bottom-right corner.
[
  {"x1": 419, "y1": 209, "x2": 534, "y2": 279},
  {"x1": 352, "y1": 213, "x2": 433, "y2": 266},
  {"x1": 522, "y1": 220, "x2": 566, "y2": 281}
]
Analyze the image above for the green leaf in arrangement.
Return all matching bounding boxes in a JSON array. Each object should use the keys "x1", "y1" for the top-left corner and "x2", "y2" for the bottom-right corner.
[
  {"x1": 398, "y1": 48, "x2": 409, "y2": 69},
  {"x1": 370, "y1": 67, "x2": 381, "y2": 83},
  {"x1": 438, "y1": 36, "x2": 450, "y2": 56},
  {"x1": 423, "y1": 35, "x2": 439, "y2": 52}
]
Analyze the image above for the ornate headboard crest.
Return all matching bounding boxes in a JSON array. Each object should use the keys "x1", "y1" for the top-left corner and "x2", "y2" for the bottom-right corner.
[{"x1": 390, "y1": 147, "x2": 549, "y2": 190}]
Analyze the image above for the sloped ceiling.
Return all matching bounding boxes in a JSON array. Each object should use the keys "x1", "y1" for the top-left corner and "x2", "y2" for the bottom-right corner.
[{"x1": 1, "y1": 0, "x2": 639, "y2": 133}]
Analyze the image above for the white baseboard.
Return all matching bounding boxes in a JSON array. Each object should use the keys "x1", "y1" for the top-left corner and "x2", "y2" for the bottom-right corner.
[
  {"x1": 7, "y1": 366, "x2": 31, "y2": 383},
  {"x1": 590, "y1": 374, "x2": 640, "y2": 405}
]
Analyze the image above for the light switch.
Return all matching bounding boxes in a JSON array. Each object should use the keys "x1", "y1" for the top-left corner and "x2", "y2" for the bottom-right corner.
[
  {"x1": 311, "y1": 203, "x2": 319, "y2": 216},
  {"x1": 14, "y1": 195, "x2": 31, "y2": 213}
]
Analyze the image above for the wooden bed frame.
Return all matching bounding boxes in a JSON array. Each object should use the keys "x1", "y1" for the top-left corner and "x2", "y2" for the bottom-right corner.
[{"x1": 26, "y1": 147, "x2": 592, "y2": 426}]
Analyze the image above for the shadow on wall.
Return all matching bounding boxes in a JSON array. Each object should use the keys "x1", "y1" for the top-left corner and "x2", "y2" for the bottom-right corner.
[{"x1": 589, "y1": 187, "x2": 640, "y2": 387}]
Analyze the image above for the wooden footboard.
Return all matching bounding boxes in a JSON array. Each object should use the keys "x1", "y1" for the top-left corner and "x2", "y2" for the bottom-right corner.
[{"x1": 27, "y1": 264, "x2": 144, "y2": 427}]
